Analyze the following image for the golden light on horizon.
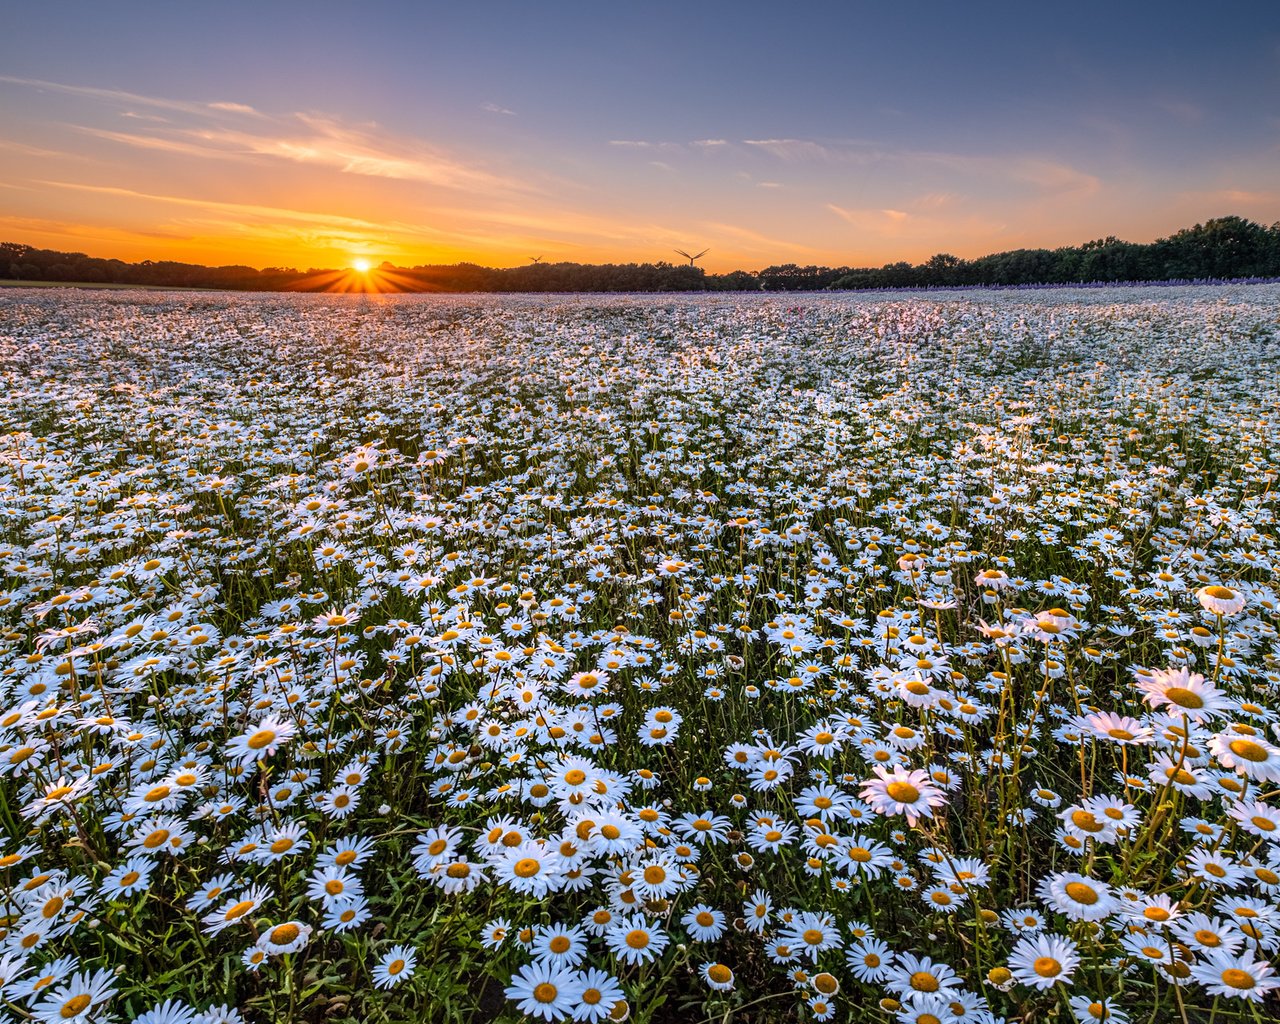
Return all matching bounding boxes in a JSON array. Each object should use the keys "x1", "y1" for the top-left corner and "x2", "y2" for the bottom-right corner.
[{"x1": 351, "y1": 257, "x2": 372, "y2": 273}]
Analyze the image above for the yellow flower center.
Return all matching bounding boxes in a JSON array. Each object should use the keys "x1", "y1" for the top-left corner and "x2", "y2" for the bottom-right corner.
[
  {"x1": 1228, "y1": 739, "x2": 1269, "y2": 763},
  {"x1": 247, "y1": 729, "x2": 276, "y2": 750},
  {"x1": 885, "y1": 782, "x2": 920, "y2": 803},
  {"x1": 1064, "y1": 882, "x2": 1098, "y2": 904},
  {"x1": 708, "y1": 964, "x2": 732, "y2": 984},
  {"x1": 625, "y1": 929, "x2": 650, "y2": 949}
]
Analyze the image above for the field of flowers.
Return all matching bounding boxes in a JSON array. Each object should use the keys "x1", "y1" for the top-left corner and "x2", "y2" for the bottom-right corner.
[{"x1": 0, "y1": 285, "x2": 1278, "y2": 1024}]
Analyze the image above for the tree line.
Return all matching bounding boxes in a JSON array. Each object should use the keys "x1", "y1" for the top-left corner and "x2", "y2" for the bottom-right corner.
[{"x1": 5, "y1": 216, "x2": 1280, "y2": 293}]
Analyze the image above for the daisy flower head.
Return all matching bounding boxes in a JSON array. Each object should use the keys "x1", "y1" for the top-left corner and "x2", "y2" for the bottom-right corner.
[
  {"x1": 257, "y1": 920, "x2": 312, "y2": 956},
  {"x1": 224, "y1": 715, "x2": 296, "y2": 766},
  {"x1": 1135, "y1": 667, "x2": 1229, "y2": 720},
  {"x1": 1084, "y1": 712, "x2": 1152, "y2": 746},
  {"x1": 1229, "y1": 800, "x2": 1280, "y2": 841},
  {"x1": 570, "y1": 967, "x2": 624, "y2": 1023},
  {"x1": 1189, "y1": 948, "x2": 1279, "y2": 1001},
  {"x1": 1184, "y1": 847, "x2": 1247, "y2": 889},
  {"x1": 859, "y1": 766, "x2": 948, "y2": 826},
  {"x1": 1068, "y1": 995, "x2": 1130, "y2": 1023},
  {"x1": 307, "y1": 865, "x2": 362, "y2": 906},
  {"x1": 605, "y1": 913, "x2": 669, "y2": 965},
  {"x1": 322, "y1": 896, "x2": 371, "y2": 932},
  {"x1": 894, "y1": 993, "x2": 960, "y2": 1024},
  {"x1": 673, "y1": 811, "x2": 732, "y2": 845},
  {"x1": 845, "y1": 937, "x2": 895, "y2": 982},
  {"x1": 101, "y1": 856, "x2": 153, "y2": 899},
  {"x1": 505, "y1": 961, "x2": 584, "y2": 1021},
  {"x1": 782, "y1": 910, "x2": 842, "y2": 961},
  {"x1": 884, "y1": 952, "x2": 961, "y2": 998},
  {"x1": 493, "y1": 841, "x2": 564, "y2": 897},
  {"x1": 700, "y1": 961, "x2": 734, "y2": 991},
  {"x1": 531, "y1": 922, "x2": 588, "y2": 966},
  {"x1": 1008, "y1": 931, "x2": 1079, "y2": 990},
  {"x1": 193, "y1": 1005, "x2": 245, "y2": 1024},
  {"x1": 33, "y1": 968, "x2": 116, "y2": 1024},
  {"x1": 1197, "y1": 585, "x2": 1246, "y2": 618},
  {"x1": 1121, "y1": 893, "x2": 1181, "y2": 927},
  {"x1": 1038, "y1": 872, "x2": 1117, "y2": 922},
  {"x1": 629, "y1": 852, "x2": 683, "y2": 900},
  {"x1": 1209, "y1": 727, "x2": 1280, "y2": 782},
  {"x1": 127, "y1": 998, "x2": 197, "y2": 1024},
  {"x1": 202, "y1": 885, "x2": 270, "y2": 935},
  {"x1": 743, "y1": 888, "x2": 772, "y2": 934},
  {"x1": 480, "y1": 917, "x2": 511, "y2": 949},
  {"x1": 371, "y1": 944, "x2": 417, "y2": 989},
  {"x1": 681, "y1": 903, "x2": 726, "y2": 942},
  {"x1": 1173, "y1": 912, "x2": 1245, "y2": 955}
]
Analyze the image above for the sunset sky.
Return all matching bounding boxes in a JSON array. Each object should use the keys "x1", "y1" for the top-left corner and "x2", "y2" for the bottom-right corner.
[{"x1": 2, "y1": 2, "x2": 1278, "y2": 272}]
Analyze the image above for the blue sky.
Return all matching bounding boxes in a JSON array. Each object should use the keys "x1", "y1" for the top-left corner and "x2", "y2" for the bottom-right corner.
[{"x1": 2, "y1": 1, "x2": 1277, "y2": 269}]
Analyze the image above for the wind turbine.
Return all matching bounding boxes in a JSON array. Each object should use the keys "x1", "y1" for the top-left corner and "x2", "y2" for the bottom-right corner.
[{"x1": 674, "y1": 248, "x2": 709, "y2": 267}]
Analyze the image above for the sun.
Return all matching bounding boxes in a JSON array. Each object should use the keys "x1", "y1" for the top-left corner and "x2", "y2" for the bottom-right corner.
[{"x1": 352, "y1": 257, "x2": 371, "y2": 273}]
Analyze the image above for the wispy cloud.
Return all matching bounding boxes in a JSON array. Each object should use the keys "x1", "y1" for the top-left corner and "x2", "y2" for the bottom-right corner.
[
  {"x1": 2, "y1": 75, "x2": 525, "y2": 195},
  {"x1": 697, "y1": 221, "x2": 816, "y2": 255},
  {"x1": 200, "y1": 113, "x2": 523, "y2": 192},
  {"x1": 742, "y1": 138, "x2": 834, "y2": 161},
  {"x1": 1181, "y1": 187, "x2": 1280, "y2": 208},
  {"x1": 914, "y1": 192, "x2": 960, "y2": 209},
  {"x1": 73, "y1": 126, "x2": 234, "y2": 160},
  {"x1": 207, "y1": 101, "x2": 263, "y2": 116},
  {"x1": 0, "y1": 138, "x2": 76, "y2": 160},
  {"x1": 427, "y1": 203, "x2": 688, "y2": 247},
  {"x1": 32, "y1": 180, "x2": 531, "y2": 254},
  {"x1": 827, "y1": 202, "x2": 1010, "y2": 252},
  {"x1": 1001, "y1": 157, "x2": 1100, "y2": 197},
  {"x1": 481, "y1": 102, "x2": 516, "y2": 116},
  {"x1": 38, "y1": 180, "x2": 421, "y2": 232},
  {"x1": 606, "y1": 134, "x2": 1101, "y2": 200},
  {"x1": 608, "y1": 139, "x2": 687, "y2": 153},
  {"x1": 0, "y1": 74, "x2": 247, "y2": 119}
]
